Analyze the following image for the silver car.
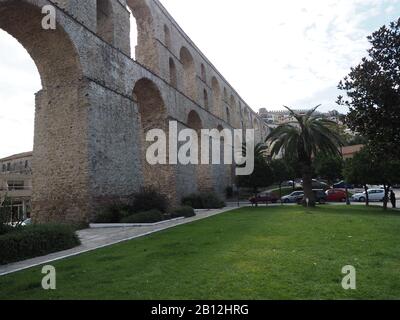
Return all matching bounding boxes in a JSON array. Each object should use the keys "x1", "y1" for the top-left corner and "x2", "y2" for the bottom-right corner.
[{"x1": 281, "y1": 191, "x2": 304, "y2": 203}]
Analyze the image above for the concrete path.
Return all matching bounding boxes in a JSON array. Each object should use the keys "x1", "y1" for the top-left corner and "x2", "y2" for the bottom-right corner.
[{"x1": 0, "y1": 207, "x2": 238, "y2": 277}]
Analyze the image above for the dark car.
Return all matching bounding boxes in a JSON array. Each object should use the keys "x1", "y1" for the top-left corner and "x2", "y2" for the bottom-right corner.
[
  {"x1": 333, "y1": 181, "x2": 354, "y2": 189},
  {"x1": 250, "y1": 192, "x2": 279, "y2": 205},
  {"x1": 297, "y1": 189, "x2": 327, "y2": 204}
]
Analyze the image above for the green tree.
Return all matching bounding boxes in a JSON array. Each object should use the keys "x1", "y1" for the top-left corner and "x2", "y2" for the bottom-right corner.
[
  {"x1": 343, "y1": 146, "x2": 400, "y2": 210},
  {"x1": 266, "y1": 106, "x2": 344, "y2": 207},
  {"x1": 343, "y1": 149, "x2": 375, "y2": 206},
  {"x1": 270, "y1": 159, "x2": 294, "y2": 201},
  {"x1": 338, "y1": 18, "x2": 400, "y2": 160},
  {"x1": 314, "y1": 153, "x2": 344, "y2": 185},
  {"x1": 237, "y1": 143, "x2": 274, "y2": 197}
]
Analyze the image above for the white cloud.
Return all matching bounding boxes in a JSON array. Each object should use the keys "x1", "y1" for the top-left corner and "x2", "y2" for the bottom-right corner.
[{"x1": 0, "y1": 0, "x2": 399, "y2": 158}]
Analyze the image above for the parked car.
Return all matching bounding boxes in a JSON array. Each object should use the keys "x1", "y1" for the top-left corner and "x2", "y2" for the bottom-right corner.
[
  {"x1": 22, "y1": 218, "x2": 32, "y2": 226},
  {"x1": 282, "y1": 180, "x2": 294, "y2": 187},
  {"x1": 326, "y1": 189, "x2": 348, "y2": 202},
  {"x1": 281, "y1": 191, "x2": 304, "y2": 203},
  {"x1": 298, "y1": 189, "x2": 327, "y2": 204},
  {"x1": 301, "y1": 179, "x2": 330, "y2": 190},
  {"x1": 250, "y1": 192, "x2": 279, "y2": 205},
  {"x1": 333, "y1": 181, "x2": 354, "y2": 190},
  {"x1": 351, "y1": 189, "x2": 385, "y2": 202},
  {"x1": 366, "y1": 185, "x2": 384, "y2": 190}
]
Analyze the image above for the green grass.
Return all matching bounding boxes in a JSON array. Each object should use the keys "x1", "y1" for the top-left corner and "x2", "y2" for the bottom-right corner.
[{"x1": 1, "y1": 205, "x2": 400, "y2": 300}]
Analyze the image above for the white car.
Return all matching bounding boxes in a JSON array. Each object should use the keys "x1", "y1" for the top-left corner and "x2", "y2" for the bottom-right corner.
[{"x1": 351, "y1": 189, "x2": 385, "y2": 202}]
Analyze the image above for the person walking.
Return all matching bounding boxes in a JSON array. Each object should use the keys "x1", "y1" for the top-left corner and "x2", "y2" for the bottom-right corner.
[{"x1": 390, "y1": 190, "x2": 397, "y2": 209}]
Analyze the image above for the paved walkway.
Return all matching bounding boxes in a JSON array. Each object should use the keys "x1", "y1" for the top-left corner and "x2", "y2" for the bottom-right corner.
[{"x1": 0, "y1": 207, "x2": 238, "y2": 277}]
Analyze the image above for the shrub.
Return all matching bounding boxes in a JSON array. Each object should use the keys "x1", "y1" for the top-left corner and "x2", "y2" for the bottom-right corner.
[
  {"x1": 0, "y1": 224, "x2": 14, "y2": 236},
  {"x1": 182, "y1": 193, "x2": 226, "y2": 209},
  {"x1": 225, "y1": 186, "x2": 234, "y2": 198},
  {"x1": 120, "y1": 210, "x2": 164, "y2": 224},
  {"x1": 0, "y1": 224, "x2": 80, "y2": 265},
  {"x1": 93, "y1": 203, "x2": 130, "y2": 223},
  {"x1": 170, "y1": 206, "x2": 196, "y2": 218},
  {"x1": 131, "y1": 187, "x2": 168, "y2": 213}
]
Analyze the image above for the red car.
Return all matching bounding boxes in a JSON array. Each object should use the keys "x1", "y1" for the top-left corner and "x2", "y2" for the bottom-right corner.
[
  {"x1": 326, "y1": 189, "x2": 348, "y2": 202},
  {"x1": 250, "y1": 192, "x2": 279, "y2": 205}
]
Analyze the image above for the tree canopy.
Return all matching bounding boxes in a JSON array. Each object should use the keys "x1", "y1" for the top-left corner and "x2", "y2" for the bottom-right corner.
[{"x1": 338, "y1": 18, "x2": 400, "y2": 159}]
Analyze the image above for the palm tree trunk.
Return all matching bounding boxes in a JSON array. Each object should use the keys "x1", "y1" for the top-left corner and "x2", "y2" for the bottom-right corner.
[{"x1": 302, "y1": 165, "x2": 315, "y2": 207}]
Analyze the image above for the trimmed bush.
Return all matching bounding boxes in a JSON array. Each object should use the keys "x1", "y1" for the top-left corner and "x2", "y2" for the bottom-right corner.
[
  {"x1": 93, "y1": 204, "x2": 130, "y2": 223},
  {"x1": 0, "y1": 224, "x2": 80, "y2": 265},
  {"x1": 182, "y1": 193, "x2": 226, "y2": 209},
  {"x1": 120, "y1": 210, "x2": 164, "y2": 224},
  {"x1": 0, "y1": 224, "x2": 14, "y2": 236},
  {"x1": 131, "y1": 187, "x2": 168, "y2": 213},
  {"x1": 170, "y1": 206, "x2": 196, "y2": 218}
]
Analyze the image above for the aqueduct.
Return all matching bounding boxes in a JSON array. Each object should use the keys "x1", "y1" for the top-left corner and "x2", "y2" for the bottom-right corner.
[{"x1": 0, "y1": 0, "x2": 270, "y2": 223}]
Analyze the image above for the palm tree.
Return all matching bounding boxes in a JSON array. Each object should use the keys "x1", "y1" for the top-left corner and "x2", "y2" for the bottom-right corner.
[{"x1": 266, "y1": 106, "x2": 344, "y2": 206}]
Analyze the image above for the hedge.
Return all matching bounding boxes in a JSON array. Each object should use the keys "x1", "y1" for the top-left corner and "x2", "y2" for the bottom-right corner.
[
  {"x1": 120, "y1": 210, "x2": 164, "y2": 224},
  {"x1": 182, "y1": 193, "x2": 226, "y2": 209},
  {"x1": 170, "y1": 206, "x2": 196, "y2": 218},
  {"x1": 0, "y1": 224, "x2": 81, "y2": 265}
]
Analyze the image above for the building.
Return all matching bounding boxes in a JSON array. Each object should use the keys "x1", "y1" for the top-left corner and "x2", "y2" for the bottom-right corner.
[
  {"x1": 258, "y1": 108, "x2": 344, "y2": 127},
  {"x1": 341, "y1": 145, "x2": 364, "y2": 160},
  {"x1": 0, "y1": 152, "x2": 33, "y2": 221}
]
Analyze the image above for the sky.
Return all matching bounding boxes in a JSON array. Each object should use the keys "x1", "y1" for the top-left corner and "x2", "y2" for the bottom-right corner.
[{"x1": 0, "y1": 0, "x2": 399, "y2": 158}]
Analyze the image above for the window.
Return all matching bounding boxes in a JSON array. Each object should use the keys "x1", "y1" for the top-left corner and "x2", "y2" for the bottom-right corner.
[{"x1": 7, "y1": 181, "x2": 25, "y2": 191}]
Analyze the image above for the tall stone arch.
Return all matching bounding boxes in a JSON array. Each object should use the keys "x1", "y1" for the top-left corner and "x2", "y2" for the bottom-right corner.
[
  {"x1": 127, "y1": 0, "x2": 159, "y2": 71},
  {"x1": 180, "y1": 47, "x2": 197, "y2": 102},
  {"x1": 0, "y1": 0, "x2": 88, "y2": 223},
  {"x1": 133, "y1": 78, "x2": 177, "y2": 205},
  {"x1": 96, "y1": 0, "x2": 114, "y2": 44},
  {"x1": 211, "y1": 77, "x2": 222, "y2": 118},
  {"x1": 187, "y1": 110, "x2": 212, "y2": 192}
]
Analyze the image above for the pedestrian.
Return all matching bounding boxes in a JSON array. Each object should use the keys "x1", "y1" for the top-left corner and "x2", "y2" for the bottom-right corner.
[{"x1": 390, "y1": 190, "x2": 396, "y2": 209}]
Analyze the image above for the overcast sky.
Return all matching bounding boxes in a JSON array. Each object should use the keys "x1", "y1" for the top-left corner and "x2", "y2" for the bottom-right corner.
[{"x1": 0, "y1": 0, "x2": 399, "y2": 158}]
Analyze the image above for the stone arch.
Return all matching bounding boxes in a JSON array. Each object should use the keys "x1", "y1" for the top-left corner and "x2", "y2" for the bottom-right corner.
[
  {"x1": 127, "y1": 0, "x2": 158, "y2": 70},
  {"x1": 0, "y1": 0, "x2": 87, "y2": 223},
  {"x1": 164, "y1": 24, "x2": 171, "y2": 49},
  {"x1": 169, "y1": 57, "x2": 177, "y2": 87},
  {"x1": 226, "y1": 107, "x2": 231, "y2": 124},
  {"x1": 223, "y1": 87, "x2": 228, "y2": 101},
  {"x1": 186, "y1": 110, "x2": 212, "y2": 192},
  {"x1": 203, "y1": 89, "x2": 209, "y2": 111},
  {"x1": 97, "y1": 0, "x2": 114, "y2": 44},
  {"x1": 133, "y1": 78, "x2": 176, "y2": 204},
  {"x1": 201, "y1": 63, "x2": 206, "y2": 82},
  {"x1": 229, "y1": 95, "x2": 237, "y2": 125},
  {"x1": 211, "y1": 77, "x2": 222, "y2": 117},
  {"x1": 180, "y1": 47, "x2": 197, "y2": 101},
  {"x1": 187, "y1": 110, "x2": 203, "y2": 131},
  {"x1": 253, "y1": 118, "x2": 261, "y2": 142}
]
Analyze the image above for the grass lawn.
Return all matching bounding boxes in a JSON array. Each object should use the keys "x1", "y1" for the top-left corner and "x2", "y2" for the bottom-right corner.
[{"x1": 0, "y1": 205, "x2": 400, "y2": 300}]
